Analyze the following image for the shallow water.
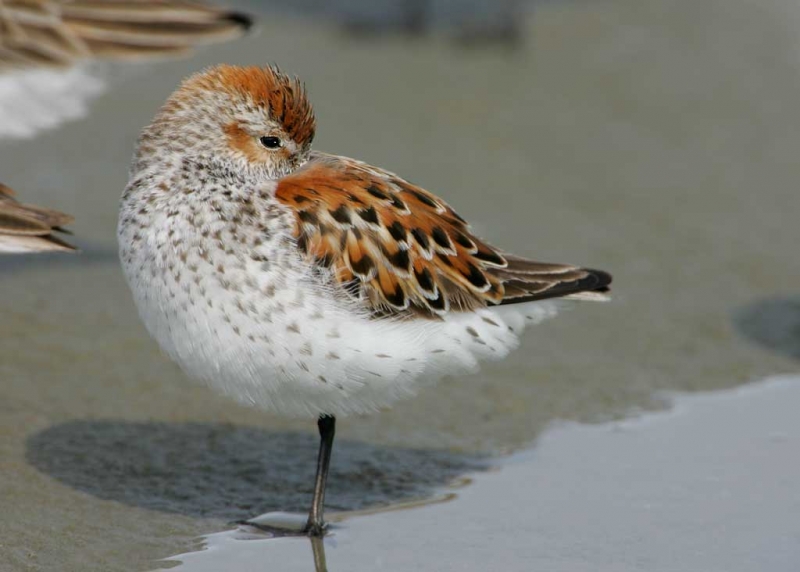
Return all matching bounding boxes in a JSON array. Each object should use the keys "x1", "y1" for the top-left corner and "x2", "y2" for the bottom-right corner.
[
  {"x1": 162, "y1": 377, "x2": 800, "y2": 571},
  {"x1": 1, "y1": 0, "x2": 800, "y2": 570}
]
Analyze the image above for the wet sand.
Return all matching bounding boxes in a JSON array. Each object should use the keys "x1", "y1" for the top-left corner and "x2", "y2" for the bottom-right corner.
[{"x1": 1, "y1": 0, "x2": 800, "y2": 569}]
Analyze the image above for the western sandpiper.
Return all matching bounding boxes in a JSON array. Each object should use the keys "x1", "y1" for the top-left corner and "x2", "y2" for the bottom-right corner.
[{"x1": 118, "y1": 65, "x2": 612, "y2": 536}]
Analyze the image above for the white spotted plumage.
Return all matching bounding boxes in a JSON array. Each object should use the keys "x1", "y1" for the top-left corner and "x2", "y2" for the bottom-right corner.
[
  {"x1": 118, "y1": 64, "x2": 610, "y2": 419},
  {"x1": 119, "y1": 165, "x2": 560, "y2": 417}
]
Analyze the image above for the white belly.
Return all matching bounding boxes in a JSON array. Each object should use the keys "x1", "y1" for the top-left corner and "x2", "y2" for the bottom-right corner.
[{"x1": 118, "y1": 200, "x2": 560, "y2": 418}]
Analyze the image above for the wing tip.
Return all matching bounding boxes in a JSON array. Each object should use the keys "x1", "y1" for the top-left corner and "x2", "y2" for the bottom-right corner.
[
  {"x1": 223, "y1": 11, "x2": 255, "y2": 33},
  {"x1": 567, "y1": 267, "x2": 613, "y2": 301},
  {"x1": 585, "y1": 267, "x2": 613, "y2": 293},
  {"x1": 496, "y1": 265, "x2": 613, "y2": 306}
]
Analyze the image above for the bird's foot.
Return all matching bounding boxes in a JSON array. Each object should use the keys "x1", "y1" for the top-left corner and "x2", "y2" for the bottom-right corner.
[
  {"x1": 235, "y1": 519, "x2": 307, "y2": 537},
  {"x1": 302, "y1": 520, "x2": 328, "y2": 538}
]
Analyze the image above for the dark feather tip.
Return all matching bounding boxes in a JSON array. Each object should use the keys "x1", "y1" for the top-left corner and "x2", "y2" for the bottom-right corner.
[
  {"x1": 223, "y1": 11, "x2": 255, "y2": 32},
  {"x1": 496, "y1": 267, "x2": 613, "y2": 306},
  {"x1": 587, "y1": 269, "x2": 613, "y2": 291}
]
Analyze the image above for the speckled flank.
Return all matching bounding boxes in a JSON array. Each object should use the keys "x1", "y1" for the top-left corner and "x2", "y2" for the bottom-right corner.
[{"x1": 118, "y1": 65, "x2": 608, "y2": 418}]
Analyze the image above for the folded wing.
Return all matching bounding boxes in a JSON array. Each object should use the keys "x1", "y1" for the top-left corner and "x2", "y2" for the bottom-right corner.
[{"x1": 274, "y1": 152, "x2": 611, "y2": 317}]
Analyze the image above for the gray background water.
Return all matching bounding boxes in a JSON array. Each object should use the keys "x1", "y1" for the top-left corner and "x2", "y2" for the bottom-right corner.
[{"x1": 1, "y1": 0, "x2": 800, "y2": 570}]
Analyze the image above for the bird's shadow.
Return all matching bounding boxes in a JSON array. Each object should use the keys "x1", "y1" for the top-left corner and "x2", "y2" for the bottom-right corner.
[{"x1": 25, "y1": 420, "x2": 486, "y2": 521}]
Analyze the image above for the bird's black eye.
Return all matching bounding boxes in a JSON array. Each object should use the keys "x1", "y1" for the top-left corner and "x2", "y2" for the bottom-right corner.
[{"x1": 259, "y1": 136, "x2": 282, "y2": 149}]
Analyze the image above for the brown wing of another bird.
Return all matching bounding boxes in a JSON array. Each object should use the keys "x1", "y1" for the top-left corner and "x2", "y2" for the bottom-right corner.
[
  {"x1": 0, "y1": 0, "x2": 253, "y2": 68},
  {"x1": 0, "y1": 183, "x2": 75, "y2": 253}
]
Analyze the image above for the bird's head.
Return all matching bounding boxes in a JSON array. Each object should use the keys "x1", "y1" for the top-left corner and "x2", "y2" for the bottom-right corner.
[{"x1": 143, "y1": 64, "x2": 316, "y2": 180}]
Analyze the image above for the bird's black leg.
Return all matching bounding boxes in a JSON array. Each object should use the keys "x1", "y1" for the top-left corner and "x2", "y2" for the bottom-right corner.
[{"x1": 304, "y1": 415, "x2": 335, "y2": 536}]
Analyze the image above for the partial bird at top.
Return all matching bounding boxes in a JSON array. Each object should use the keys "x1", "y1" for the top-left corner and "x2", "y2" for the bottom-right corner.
[
  {"x1": 0, "y1": 0, "x2": 253, "y2": 139},
  {"x1": 0, "y1": 0, "x2": 252, "y2": 66},
  {"x1": 0, "y1": 0, "x2": 253, "y2": 253}
]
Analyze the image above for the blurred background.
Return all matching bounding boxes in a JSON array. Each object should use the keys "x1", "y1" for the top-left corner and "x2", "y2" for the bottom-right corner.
[{"x1": 1, "y1": 0, "x2": 799, "y2": 570}]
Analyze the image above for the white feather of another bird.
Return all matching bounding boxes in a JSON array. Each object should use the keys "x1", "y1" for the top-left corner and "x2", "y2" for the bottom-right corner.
[{"x1": 0, "y1": 65, "x2": 105, "y2": 139}]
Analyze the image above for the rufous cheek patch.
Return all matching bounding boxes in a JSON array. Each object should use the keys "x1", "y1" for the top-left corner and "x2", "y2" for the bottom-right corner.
[{"x1": 224, "y1": 123, "x2": 263, "y2": 163}]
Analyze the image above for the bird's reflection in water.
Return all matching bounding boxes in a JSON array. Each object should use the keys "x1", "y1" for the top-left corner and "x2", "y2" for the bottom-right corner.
[
  {"x1": 177, "y1": 486, "x2": 464, "y2": 571},
  {"x1": 310, "y1": 536, "x2": 328, "y2": 572},
  {"x1": 188, "y1": 522, "x2": 332, "y2": 572}
]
